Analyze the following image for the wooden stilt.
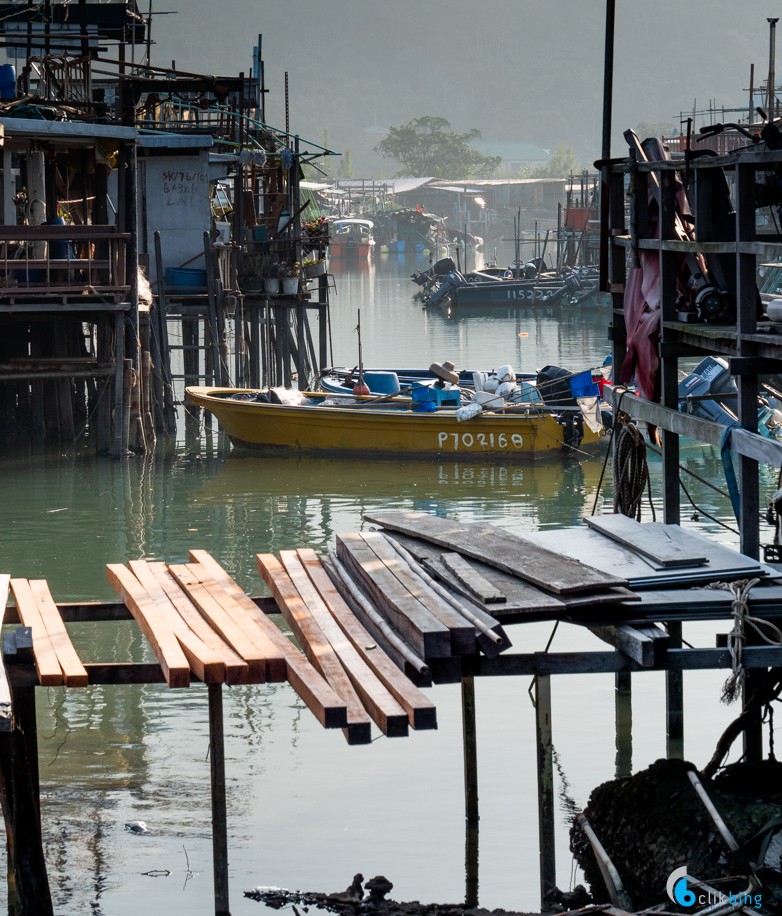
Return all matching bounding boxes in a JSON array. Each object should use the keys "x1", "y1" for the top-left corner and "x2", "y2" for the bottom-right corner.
[
  {"x1": 465, "y1": 820, "x2": 479, "y2": 909},
  {"x1": 535, "y1": 674, "x2": 556, "y2": 904},
  {"x1": 0, "y1": 684, "x2": 53, "y2": 914},
  {"x1": 614, "y1": 670, "x2": 632, "y2": 778},
  {"x1": 208, "y1": 683, "x2": 230, "y2": 916},
  {"x1": 112, "y1": 313, "x2": 125, "y2": 457},
  {"x1": 461, "y1": 675, "x2": 479, "y2": 826},
  {"x1": 461, "y1": 674, "x2": 479, "y2": 906},
  {"x1": 665, "y1": 621, "x2": 684, "y2": 759}
]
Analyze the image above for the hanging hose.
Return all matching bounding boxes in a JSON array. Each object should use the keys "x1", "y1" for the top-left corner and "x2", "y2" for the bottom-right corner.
[{"x1": 612, "y1": 412, "x2": 655, "y2": 521}]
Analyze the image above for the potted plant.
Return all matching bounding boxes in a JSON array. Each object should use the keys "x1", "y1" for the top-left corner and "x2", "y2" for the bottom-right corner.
[
  {"x1": 280, "y1": 261, "x2": 301, "y2": 295},
  {"x1": 302, "y1": 255, "x2": 326, "y2": 278}
]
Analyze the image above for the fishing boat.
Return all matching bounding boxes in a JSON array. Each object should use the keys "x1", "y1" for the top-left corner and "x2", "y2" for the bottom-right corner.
[
  {"x1": 412, "y1": 257, "x2": 605, "y2": 313},
  {"x1": 329, "y1": 218, "x2": 375, "y2": 258},
  {"x1": 184, "y1": 386, "x2": 602, "y2": 459}
]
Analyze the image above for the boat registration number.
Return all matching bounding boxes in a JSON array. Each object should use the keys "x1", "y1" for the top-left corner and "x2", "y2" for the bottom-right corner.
[{"x1": 438, "y1": 431, "x2": 523, "y2": 449}]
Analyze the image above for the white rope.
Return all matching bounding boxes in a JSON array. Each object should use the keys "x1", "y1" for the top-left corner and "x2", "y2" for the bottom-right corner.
[{"x1": 712, "y1": 578, "x2": 782, "y2": 703}]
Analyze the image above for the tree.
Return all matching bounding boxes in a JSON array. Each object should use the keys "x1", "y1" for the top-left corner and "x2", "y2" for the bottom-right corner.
[
  {"x1": 634, "y1": 120, "x2": 679, "y2": 141},
  {"x1": 528, "y1": 144, "x2": 581, "y2": 178},
  {"x1": 375, "y1": 116, "x2": 501, "y2": 178}
]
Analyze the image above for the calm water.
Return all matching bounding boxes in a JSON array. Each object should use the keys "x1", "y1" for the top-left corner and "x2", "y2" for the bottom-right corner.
[{"x1": 0, "y1": 250, "x2": 763, "y2": 914}]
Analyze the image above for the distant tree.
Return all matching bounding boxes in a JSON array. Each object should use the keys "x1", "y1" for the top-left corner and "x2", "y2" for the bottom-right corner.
[
  {"x1": 337, "y1": 148, "x2": 354, "y2": 179},
  {"x1": 375, "y1": 116, "x2": 501, "y2": 178},
  {"x1": 633, "y1": 120, "x2": 679, "y2": 141},
  {"x1": 528, "y1": 144, "x2": 581, "y2": 178}
]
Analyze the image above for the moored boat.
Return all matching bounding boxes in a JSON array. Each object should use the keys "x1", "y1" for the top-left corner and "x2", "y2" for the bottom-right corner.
[
  {"x1": 184, "y1": 386, "x2": 602, "y2": 459},
  {"x1": 329, "y1": 218, "x2": 375, "y2": 258}
]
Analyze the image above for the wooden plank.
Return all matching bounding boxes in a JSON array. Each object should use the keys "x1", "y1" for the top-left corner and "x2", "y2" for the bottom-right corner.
[
  {"x1": 0, "y1": 574, "x2": 12, "y2": 731},
  {"x1": 336, "y1": 533, "x2": 452, "y2": 659},
  {"x1": 323, "y1": 551, "x2": 433, "y2": 685},
  {"x1": 587, "y1": 623, "x2": 670, "y2": 667},
  {"x1": 604, "y1": 383, "x2": 782, "y2": 469},
  {"x1": 167, "y1": 564, "x2": 270, "y2": 683},
  {"x1": 175, "y1": 563, "x2": 287, "y2": 682},
  {"x1": 381, "y1": 537, "x2": 510, "y2": 659},
  {"x1": 280, "y1": 550, "x2": 409, "y2": 737},
  {"x1": 365, "y1": 533, "x2": 476, "y2": 655},
  {"x1": 299, "y1": 549, "x2": 436, "y2": 729},
  {"x1": 187, "y1": 550, "x2": 346, "y2": 729},
  {"x1": 139, "y1": 562, "x2": 249, "y2": 686},
  {"x1": 27, "y1": 580, "x2": 88, "y2": 687},
  {"x1": 257, "y1": 553, "x2": 372, "y2": 745},
  {"x1": 584, "y1": 516, "x2": 708, "y2": 568},
  {"x1": 105, "y1": 564, "x2": 190, "y2": 688},
  {"x1": 10, "y1": 579, "x2": 63, "y2": 686},
  {"x1": 440, "y1": 552, "x2": 507, "y2": 603},
  {"x1": 366, "y1": 511, "x2": 627, "y2": 595}
]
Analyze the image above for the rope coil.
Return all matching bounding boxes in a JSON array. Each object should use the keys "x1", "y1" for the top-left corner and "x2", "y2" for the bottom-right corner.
[{"x1": 612, "y1": 410, "x2": 655, "y2": 521}]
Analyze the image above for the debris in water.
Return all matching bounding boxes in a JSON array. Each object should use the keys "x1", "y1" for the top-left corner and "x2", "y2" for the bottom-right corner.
[{"x1": 124, "y1": 820, "x2": 148, "y2": 835}]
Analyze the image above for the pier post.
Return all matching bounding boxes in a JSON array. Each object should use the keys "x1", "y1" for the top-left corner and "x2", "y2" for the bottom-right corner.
[
  {"x1": 614, "y1": 670, "x2": 632, "y2": 777},
  {"x1": 0, "y1": 683, "x2": 53, "y2": 914},
  {"x1": 460, "y1": 675, "x2": 479, "y2": 906},
  {"x1": 535, "y1": 674, "x2": 556, "y2": 904},
  {"x1": 665, "y1": 622, "x2": 684, "y2": 759},
  {"x1": 208, "y1": 683, "x2": 230, "y2": 916}
]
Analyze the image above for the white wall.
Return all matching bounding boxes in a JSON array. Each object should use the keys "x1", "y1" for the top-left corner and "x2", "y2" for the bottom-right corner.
[{"x1": 138, "y1": 150, "x2": 211, "y2": 282}]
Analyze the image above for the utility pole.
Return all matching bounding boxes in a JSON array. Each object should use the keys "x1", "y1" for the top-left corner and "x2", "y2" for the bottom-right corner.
[{"x1": 768, "y1": 18, "x2": 778, "y2": 118}]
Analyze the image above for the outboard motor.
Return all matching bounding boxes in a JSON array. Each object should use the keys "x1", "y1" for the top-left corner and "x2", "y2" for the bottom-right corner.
[
  {"x1": 678, "y1": 356, "x2": 738, "y2": 424},
  {"x1": 425, "y1": 269, "x2": 466, "y2": 307},
  {"x1": 536, "y1": 365, "x2": 578, "y2": 406}
]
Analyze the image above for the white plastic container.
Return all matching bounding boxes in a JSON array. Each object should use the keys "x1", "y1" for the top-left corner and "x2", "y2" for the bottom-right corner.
[
  {"x1": 494, "y1": 364, "x2": 515, "y2": 382},
  {"x1": 767, "y1": 299, "x2": 782, "y2": 322}
]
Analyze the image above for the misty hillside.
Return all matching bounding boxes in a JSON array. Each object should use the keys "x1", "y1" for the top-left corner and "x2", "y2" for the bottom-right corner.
[{"x1": 151, "y1": 1, "x2": 764, "y2": 174}]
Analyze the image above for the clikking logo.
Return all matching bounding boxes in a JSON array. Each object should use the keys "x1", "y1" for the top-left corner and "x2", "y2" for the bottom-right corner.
[{"x1": 666, "y1": 866, "x2": 763, "y2": 911}]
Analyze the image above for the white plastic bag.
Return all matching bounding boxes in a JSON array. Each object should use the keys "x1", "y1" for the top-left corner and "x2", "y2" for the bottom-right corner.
[
  {"x1": 455, "y1": 402, "x2": 483, "y2": 422},
  {"x1": 494, "y1": 364, "x2": 515, "y2": 382}
]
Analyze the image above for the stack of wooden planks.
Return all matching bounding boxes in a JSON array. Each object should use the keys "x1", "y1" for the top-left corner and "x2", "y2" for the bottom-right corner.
[
  {"x1": 328, "y1": 530, "x2": 514, "y2": 686},
  {"x1": 9, "y1": 578, "x2": 88, "y2": 688},
  {"x1": 106, "y1": 551, "x2": 435, "y2": 745},
  {"x1": 256, "y1": 548, "x2": 437, "y2": 742},
  {"x1": 360, "y1": 511, "x2": 638, "y2": 628}
]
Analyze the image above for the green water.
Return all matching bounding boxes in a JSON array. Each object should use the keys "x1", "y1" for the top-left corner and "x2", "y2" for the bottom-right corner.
[{"x1": 0, "y1": 252, "x2": 765, "y2": 914}]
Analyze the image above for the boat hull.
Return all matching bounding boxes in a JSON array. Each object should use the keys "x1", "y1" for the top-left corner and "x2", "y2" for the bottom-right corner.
[{"x1": 185, "y1": 387, "x2": 601, "y2": 459}]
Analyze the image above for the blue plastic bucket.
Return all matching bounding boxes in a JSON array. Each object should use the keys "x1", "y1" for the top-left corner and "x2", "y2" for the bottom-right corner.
[
  {"x1": 363, "y1": 371, "x2": 400, "y2": 395},
  {"x1": 0, "y1": 65, "x2": 15, "y2": 100},
  {"x1": 165, "y1": 267, "x2": 207, "y2": 289}
]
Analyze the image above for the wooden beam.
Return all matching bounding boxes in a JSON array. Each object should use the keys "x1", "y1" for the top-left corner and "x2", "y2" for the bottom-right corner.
[
  {"x1": 167, "y1": 564, "x2": 279, "y2": 684},
  {"x1": 279, "y1": 550, "x2": 409, "y2": 737},
  {"x1": 257, "y1": 553, "x2": 372, "y2": 745},
  {"x1": 188, "y1": 551, "x2": 347, "y2": 730},
  {"x1": 336, "y1": 533, "x2": 452, "y2": 659},
  {"x1": 440, "y1": 552, "x2": 506, "y2": 604},
  {"x1": 27, "y1": 580, "x2": 89, "y2": 687},
  {"x1": 297, "y1": 550, "x2": 436, "y2": 730},
  {"x1": 10, "y1": 579, "x2": 63, "y2": 686},
  {"x1": 106, "y1": 564, "x2": 190, "y2": 688},
  {"x1": 124, "y1": 561, "x2": 229, "y2": 685},
  {"x1": 605, "y1": 384, "x2": 782, "y2": 467},
  {"x1": 365, "y1": 533, "x2": 476, "y2": 655},
  {"x1": 588, "y1": 624, "x2": 670, "y2": 667},
  {"x1": 141, "y1": 563, "x2": 249, "y2": 686}
]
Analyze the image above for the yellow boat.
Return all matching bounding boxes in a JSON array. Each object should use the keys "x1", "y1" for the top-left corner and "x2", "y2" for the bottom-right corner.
[{"x1": 186, "y1": 387, "x2": 604, "y2": 460}]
